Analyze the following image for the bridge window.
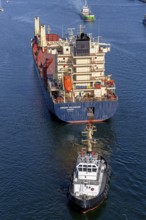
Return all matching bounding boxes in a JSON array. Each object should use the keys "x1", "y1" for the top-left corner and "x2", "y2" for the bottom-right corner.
[
  {"x1": 83, "y1": 165, "x2": 87, "y2": 172},
  {"x1": 92, "y1": 165, "x2": 97, "y2": 172},
  {"x1": 78, "y1": 165, "x2": 82, "y2": 171}
]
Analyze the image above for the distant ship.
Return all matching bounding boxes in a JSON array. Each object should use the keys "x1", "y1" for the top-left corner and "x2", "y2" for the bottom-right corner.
[
  {"x1": 68, "y1": 124, "x2": 111, "y2": 213},
  {"x1": 0, "y1": 0, "x2": 4, "y2": 12},
  {"x1": 31, "y1": 17, "x2": 118, "y2": 123},
  {"x1": 80, "y1": 0, "x2": 95, "y2": 22},
  {"x1": 143, "y1": 14, "x2": 146, "y2": 25}
]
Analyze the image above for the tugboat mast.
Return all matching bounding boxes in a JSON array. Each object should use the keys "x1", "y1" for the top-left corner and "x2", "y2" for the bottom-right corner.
[{"x1": 82, "y1": 123, "x2": 96, "y2": 152}]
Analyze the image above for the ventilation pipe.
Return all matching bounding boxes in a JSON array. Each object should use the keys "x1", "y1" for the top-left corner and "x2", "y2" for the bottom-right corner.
[
  {"x1": 40, "y1": 25, "x2": 47, "y2": 48},
  {"x1": 34, "y1": 17, "x2": 40, "y2": 36}
]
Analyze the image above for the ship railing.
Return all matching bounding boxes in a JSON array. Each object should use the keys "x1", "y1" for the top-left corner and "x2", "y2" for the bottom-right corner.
[
  {"x1": 74, "y1": 96, "x2": 118, "y2": 102},
  {"x1": 99, "y1": 42, "x2": 111, "y2": 47},
  {"x1": 53, "y1": 95, "x2": 118, "y2": 104},
  {"x1": 92, "y1": 37, "x2": 110, "y2": 46},
  {"x1": 75, "y1": 178, "x2": 99, "y2": 186},
  {"x1": 78, "y1": 152, "x2": 98, "y2": 160}
]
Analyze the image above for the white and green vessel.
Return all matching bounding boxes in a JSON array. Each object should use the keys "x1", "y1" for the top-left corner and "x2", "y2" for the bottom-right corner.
[{"x1": 80, "y1": 0, "x2": 95, "y2": 22}]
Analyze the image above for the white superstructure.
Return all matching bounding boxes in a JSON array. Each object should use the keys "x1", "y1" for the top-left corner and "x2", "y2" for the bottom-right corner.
[
  {"x1": 33, "y1": 17, "x2": 117, "y2": 104},
  {"x1": 73, "y1": 151, "x2": 106, "y2": 197}
]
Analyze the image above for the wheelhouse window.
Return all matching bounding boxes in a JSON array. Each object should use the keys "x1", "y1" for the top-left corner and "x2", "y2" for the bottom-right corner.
[
  {"x1": 92, "y1": 165, "x2": 97, "y2": 172},
  {"x1": 78, "y1": 164, "x2": 97, "y2": 172},
  {"x1": 83, "y1": 165, "x2": 87, "y2": 172},
  {"x1": 78, "y1": 165, "x2": 82, "y2": 171}
]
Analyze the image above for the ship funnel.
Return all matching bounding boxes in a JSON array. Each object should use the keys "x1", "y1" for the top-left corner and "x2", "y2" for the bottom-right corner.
[
  {"x1": 40, "y1": 25, "x2": 47, "y2": 48},
  {"x1": 34, "y1": 17, "x2": 40, "y2": 36}
]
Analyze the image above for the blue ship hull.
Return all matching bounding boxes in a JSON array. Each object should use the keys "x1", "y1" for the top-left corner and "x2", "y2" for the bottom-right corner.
[{"x1": 34, "y1": 61, "x2": 118, "y2": 123}]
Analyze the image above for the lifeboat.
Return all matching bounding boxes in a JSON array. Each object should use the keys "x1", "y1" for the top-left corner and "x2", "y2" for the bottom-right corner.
[
  {"x1": 110, "y1": 80, "x2": 114, "y2": 86},
  {"x1": 64, "y1": 75, "x2": 72, "y2": 92}
]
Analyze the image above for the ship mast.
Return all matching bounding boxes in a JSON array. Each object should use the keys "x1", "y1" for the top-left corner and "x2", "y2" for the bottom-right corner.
[
  {"x1": 67, "y1": 28, "x2": 75, "y2": 42},
  {"x1": 82, "y1": 124, "x2": 96, "y2": 152},
  {"x1": 47, "y1": 25, "x2": 51, "y2": 34},
  {"x1": 78, "y1": 24, "x2": 85, "y2": 35},
  {"x1": 84, "y1": 0, "x2": 88, "y2": 7}
]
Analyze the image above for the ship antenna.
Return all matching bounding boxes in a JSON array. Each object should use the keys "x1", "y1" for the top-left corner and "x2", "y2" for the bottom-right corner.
[
  {"x1": 67, "y1": 28, "x2": 75, "y2": 41},
  {"x1": 97, "y1": 19, "x2": 100, "y2": 42},
  {"x1": 67, "y1": 28, "x2": 75, "y2": 36},
  {"x1": 85, "y1": 0, "x2": 88, "y2": 7},
  {"x1": 62, "y1": 25, "x2": 64, "y2": 38},
  {"x1": 88, "y1": 33, "x2": 93, "y2": 41},
  {"x1": 47, "y1": 25, "x2": 51, "y2": 34},
  {"x1": 78, "y1": 24, "x2": 85, "y2": 35}
]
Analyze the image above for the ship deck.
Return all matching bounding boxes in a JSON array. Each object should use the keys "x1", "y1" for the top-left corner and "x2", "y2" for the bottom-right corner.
[{"x1": 53, "y1": 95, "x2": 118, "y2": 104}]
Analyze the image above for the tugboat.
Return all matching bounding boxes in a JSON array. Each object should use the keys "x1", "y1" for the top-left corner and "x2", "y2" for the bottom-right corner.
[
  {"x1": 68, "y1": 124, "x2": 111, "y2": 213},
  {"x1": 80, "y1": 0, "x2": 95, "y2": 22}
]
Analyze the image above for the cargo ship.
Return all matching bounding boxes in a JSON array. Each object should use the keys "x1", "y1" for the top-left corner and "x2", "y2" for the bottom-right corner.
[
  {"x1": 31, "y1": 17, "x2": 118, "y2": 123},
  {"x1": 80, "y1": 0, "x2": 95, "y2": 22},
  {"x1": 68, "y1": 124, "x2": 111, "y2": 213}
]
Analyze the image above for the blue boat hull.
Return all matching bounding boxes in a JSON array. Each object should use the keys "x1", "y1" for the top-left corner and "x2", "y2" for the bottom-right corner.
[{"x1": 34, "y1": 61, "x2": 118, "y2": 123}]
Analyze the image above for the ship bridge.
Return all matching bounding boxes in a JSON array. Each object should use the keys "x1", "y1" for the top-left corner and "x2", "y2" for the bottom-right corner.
[{"x1": 76, "y1": 161, "x2": 100, "y2": 181}]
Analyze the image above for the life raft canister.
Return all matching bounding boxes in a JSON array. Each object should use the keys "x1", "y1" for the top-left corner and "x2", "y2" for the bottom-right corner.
[
  {"x1": 94, "y1": 82, "x2": 101, "y2": 89},
  {"x1": 64, "y1": 75, "x2": 72, "y2": 92}
]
